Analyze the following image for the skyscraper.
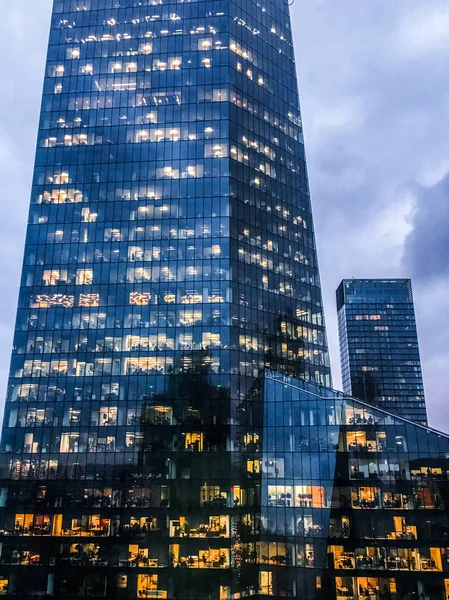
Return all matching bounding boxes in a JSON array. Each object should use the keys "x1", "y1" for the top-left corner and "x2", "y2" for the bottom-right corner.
[
  {"x1": 336, "y1": 279, "x2": 427, "y2": 425},
  {"x1": 0, "y1": 0, "x2": 330, "y2": 597}
]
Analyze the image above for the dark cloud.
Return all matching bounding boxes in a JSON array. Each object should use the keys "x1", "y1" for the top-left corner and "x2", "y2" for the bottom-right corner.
[
  {"x1": 403, "y1": 175, "x2": 449, "y2": 282},
  {"x1": 290, "y1": 0, "x2": 449, "y2": 429},
  {"x1": 0, "y1": 2, "x2": 448, "y2": 429}
]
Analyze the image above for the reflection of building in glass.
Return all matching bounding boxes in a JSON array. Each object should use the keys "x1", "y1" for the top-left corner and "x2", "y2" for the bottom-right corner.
[
  {"x1": 3, "y1": 366, "x2": 448, "y2": 599},
  {"x1": 337, "y1": 279, "x2": 427, "y2": 425},
  {"x1": 239, "y1": 371, "x2": 449, "y2": 599},
  {"x1": 0, "y1": 0, "x2": 333, "y2": 597}
]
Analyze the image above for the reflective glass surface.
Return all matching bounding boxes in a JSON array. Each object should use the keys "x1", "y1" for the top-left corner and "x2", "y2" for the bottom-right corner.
[
  {"x1": 0, "y1": 0, "x2": 331, "y2": 597},
  {"x1": 337, "y1": 279, "x2": 427, "y2": 426},
  {"x1": 238, "y1": 371, "x2": 449, "y2": 599}
]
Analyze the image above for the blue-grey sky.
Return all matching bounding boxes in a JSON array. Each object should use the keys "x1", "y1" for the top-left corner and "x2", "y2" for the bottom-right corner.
[{"x1": 0, "y1": 1, "x2": 448, "y2": 428}]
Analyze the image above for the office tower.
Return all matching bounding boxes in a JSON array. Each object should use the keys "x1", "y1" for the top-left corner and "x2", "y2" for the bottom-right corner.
[
  {"x1": 243, "y1": 371, "x2": 449, "y2": 599},
  {"x1": 336, "y1": 279, "x2": 427, "y2": 425},
  {"x1": 0, "y1": 0, "x2": 330, "y2": 598}
]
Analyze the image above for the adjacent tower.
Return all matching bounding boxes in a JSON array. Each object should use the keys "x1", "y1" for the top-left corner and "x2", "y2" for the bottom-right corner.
[
  {"x1": 0, "y1": 0, "x2": 330, "y2": 598},
  {"x1": 336, "y1": 278, "x2": 427, "y2": 425}
]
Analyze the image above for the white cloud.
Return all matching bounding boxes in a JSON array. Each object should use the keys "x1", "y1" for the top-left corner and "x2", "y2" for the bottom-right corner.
[
  {"x1": 395, "y1": 4, "x2": 449, "y2": 56},
  {"x1": 292, "y1": 1, "x2": 449, "y2": 429}
]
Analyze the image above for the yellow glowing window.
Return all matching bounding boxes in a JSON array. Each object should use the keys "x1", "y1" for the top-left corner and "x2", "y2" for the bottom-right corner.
[
  {"x1": 247, "y1": 459, "x2": 261, "y2": 473},
  {"x1": 130, "y1": 292, "x2": 151, "y2": 306},
  {"x1": 185, "y1": 433, "x2": 204, "y2": 451},
  {"x1": 42, "y1": 270, "x2": 66, "y2": 286},
  {"x1": 259, "y1": 572, "x2": 273, "y2": 596},
  {"x1": 52, "y1": 172, "x2": 69, "y2": 184},
  {"x1": 76, "y1": 269, "x2": 93, "y2": 285},
  {"x1": 31, "y1": 294, "x2": 74, "y2": 308},
  {"x1": 137, "y1": 574, "x2": 167, "y2": 597},
  {"x1": 244, "y1": 433, "x2": 259, "y2": 447},
  {"x1": 79, "y1": 294, "x2": 99, "y2": 307},
  {"x1": 295, "y1": 485, "x2": 326, "y2": 508}
]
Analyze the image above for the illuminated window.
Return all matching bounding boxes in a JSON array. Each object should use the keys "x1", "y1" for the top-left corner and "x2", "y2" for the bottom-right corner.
[
  {"x1": 81, "y1": 207, "x2": 97, "y2": 222},
  {"x1": 140, "y1": 43, "x2": 153, "y2": 54},
  {"x1": 137, "y1": 574, "x2": 166, "y2": 598},
  {"x1": 185, "y1": 433, "x2": 204, "y2": 452},
  {"x1": 202, "y1": 332, "x2": 221, "y2": 348},
  {"x1": 181, "y1": 293, "x2": 202, "y2": 304},
  {"x1": 52, "y1": 172, "x2": 69, "y2": 184},
  {"x1": 76, "y1": 269, "x2": 93, "y2": 285},
  {"x1": 30, "y1": 294, "x2": 74, "y2": 308},
  {"x1": 170, "y1": 58, "x2": 182, "y2": 69},
  {"x1": 205, "y1": 144, "x2": 227, "y2": 158},
  {"x1": 79, "y1": 294, "x2": 99, "y2": 307},
  {"x1": 42, "y1": 270, "x2": 67, "y2": 286},
  {"x1": 130, "y1": 292, "x2": 151, "y2": 306},
  {"x1": 198, "y1": 38, "x2": 212, "y2": 50},
  {"x1": 259, "y1": 572, "x2": 273, "y2": 596},
  {"x1": 145, "y1": 406, "x2": 172, "y2": 425},
  {"x1": 60, "y1": 433, "x2": 80, "y2": 453}
]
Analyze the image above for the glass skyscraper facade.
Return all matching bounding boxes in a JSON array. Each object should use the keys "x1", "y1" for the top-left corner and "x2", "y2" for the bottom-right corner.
[
  {"x1": 0, "y1": 0, "x2": 331, "y2": 597},
  {"x1": 336, "y1": 279, "x2": 427, "y2": 426},
  {"x1": 2, "y1": 362, "x2": 449, "y2": 600},
  {"x1": 244, "y1": 372, "x2": 449, "y2": 600}
]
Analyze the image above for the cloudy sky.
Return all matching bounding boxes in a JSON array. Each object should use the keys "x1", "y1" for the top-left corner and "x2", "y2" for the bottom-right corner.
[{"x1": 0, "y1": 1, "x2": 448, "y2": 428}]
